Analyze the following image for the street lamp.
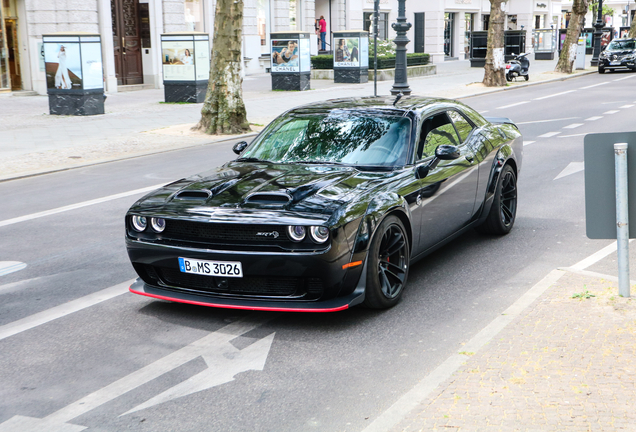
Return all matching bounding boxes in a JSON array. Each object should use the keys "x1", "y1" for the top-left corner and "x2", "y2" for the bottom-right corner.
[
  {"x1": 591, "y1": 0, "x2": 604, "y2": 67},
  {"x1": 390, "y1": 0, "x2": 412, "y2": 96}
]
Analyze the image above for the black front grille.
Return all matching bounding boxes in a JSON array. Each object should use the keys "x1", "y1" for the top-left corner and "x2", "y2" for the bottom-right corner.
[
  {"x1": 157, "y1": 267, "x2": 323, "y2": 298},
  {"x1": 162, "y1": 220, "x2": 286, "y2": 244}
]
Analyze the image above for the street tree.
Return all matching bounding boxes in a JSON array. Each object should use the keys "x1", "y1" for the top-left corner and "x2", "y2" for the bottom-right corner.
[
  {"x1": 482, "y1": 0, "x2": 506, "y2": 87},
  {"x1": 555, "y1": 0, "x2": 590, "y2": 73},
  {"x1": 629, "y1": 14, "x2": 636, "y2": 38},
  {"x1": 195, "y1": 0, "x2": 250, "y2": 135}
]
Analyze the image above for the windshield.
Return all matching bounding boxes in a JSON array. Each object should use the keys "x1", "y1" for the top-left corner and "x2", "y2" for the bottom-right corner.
[
  {"x1": 242, "y1": 112, "x2": 412, "y2": 167},
  {"x1": 607, "y1": 40, "x2": 636, "y2": 50}
]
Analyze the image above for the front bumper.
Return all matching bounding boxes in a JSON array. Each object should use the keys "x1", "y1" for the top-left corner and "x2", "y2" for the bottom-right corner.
[
  {"x1": 600, "y1": 57, "x2": 636, "y2": 70},
  {"x1": 126, "y1": 237, "x2": 367, "y2": 311}
]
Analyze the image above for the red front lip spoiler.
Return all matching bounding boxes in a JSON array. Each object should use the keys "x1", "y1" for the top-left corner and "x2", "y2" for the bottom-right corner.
[{"x1": 129, "y1": 286, "x2": 351, "y2": 313}]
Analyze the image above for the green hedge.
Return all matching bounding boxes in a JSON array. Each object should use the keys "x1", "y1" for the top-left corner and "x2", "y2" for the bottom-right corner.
[{"x1": 310, "y1": 53, "x2": 430, "y2": 70}]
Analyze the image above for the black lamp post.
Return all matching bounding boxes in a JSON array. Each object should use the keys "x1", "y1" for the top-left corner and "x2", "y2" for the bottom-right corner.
[
  {"x1": 591, "y1": 0, "x2": 604, "y2": 66},
  {"x1": 390, "y1": 0, "x2": 412, "y2": 96}
]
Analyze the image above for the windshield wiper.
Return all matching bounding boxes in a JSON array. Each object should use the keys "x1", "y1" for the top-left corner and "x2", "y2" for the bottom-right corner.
[
  {"x1": 236, "y1": 157, "x2": 268, "y2": 162},
  {"x1": 297, "y1": 161, "x2": 345, "y2": 166}
]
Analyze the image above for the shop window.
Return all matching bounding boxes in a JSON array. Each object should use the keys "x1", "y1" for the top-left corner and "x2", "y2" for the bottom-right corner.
[
  {"x1": 257, "y1": 0, "x2": 271, "y2": 55},
  {"x1": 364, "y1": 12, "x2": 389, "y2": 40},
  {"x1": 185, "y1": 0, "x2": 204, "y2": 32},
  {"x1": 482, "y1": 14, "x2": 490, "y2": 31}
]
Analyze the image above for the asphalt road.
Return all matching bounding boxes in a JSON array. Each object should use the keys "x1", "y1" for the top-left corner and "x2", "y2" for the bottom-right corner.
[{"x1": 0, "y1": 70, "x2": 634, "y2": 432}]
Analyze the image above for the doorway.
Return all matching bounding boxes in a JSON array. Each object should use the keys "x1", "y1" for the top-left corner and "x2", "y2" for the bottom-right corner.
[
  {"x1": 444, "y1": 12, "x2": 454, "y2": 58},
  {"x1": 414, "y1": 13, "x2": 425, "y2": 53},
  {"x1": 111, "y1": 0, "x2": 143, "y2": 85}
]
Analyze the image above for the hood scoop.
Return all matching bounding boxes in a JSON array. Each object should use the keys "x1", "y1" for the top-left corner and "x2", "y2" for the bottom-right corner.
[
  {"x1": 174, "y1": 190, "x2": 212, "y2": 200},
  {"x1": 244, "y1": 192, "x2": 291, "y2": 208}
]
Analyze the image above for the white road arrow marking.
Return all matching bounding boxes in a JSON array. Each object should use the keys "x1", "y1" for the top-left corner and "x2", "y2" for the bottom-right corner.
[
  {"x1": 555, "y1": 162, "x2": 584, "y2": 180},
  {"x1": 0, "y1": 261, "x2": 26, "y2": 277},
  {"x1": 0, "y1": 316, "x2": 275, "y2": 432}
]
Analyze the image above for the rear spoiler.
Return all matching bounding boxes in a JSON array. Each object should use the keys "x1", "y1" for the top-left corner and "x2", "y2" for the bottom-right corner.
[{"x1": 484, "y1": 116, "x2": 516, "y2": 126}]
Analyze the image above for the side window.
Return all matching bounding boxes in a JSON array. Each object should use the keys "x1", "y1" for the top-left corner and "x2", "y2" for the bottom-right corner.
[
  {"x1": 417, "y1": 113, "x2": 461, "y2": 160},
  {"x1": 448, "y1": 110, "x2": 474, "y2": 143}
]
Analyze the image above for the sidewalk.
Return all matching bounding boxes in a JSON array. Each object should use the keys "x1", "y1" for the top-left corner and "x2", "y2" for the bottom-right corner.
[
  {"x1": 0, "y1": 56, "x2": 594, "y2": 181},
  {"x1": 393, "y1": 266, "x2": 636, "y2": 431}
]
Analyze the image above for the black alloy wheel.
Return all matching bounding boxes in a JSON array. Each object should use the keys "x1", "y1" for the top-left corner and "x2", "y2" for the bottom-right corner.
[
  {"x1": 363, "y1": 215, "x2": 410, "y2": 309},
  {"x1": 476, "y1": 164, "x2": 517, "y2": 235}
]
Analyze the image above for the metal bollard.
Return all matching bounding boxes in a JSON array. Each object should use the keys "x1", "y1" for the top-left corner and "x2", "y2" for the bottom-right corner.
[{"x1": 614, "y1": 143, "x2": 630, "y2": 298}]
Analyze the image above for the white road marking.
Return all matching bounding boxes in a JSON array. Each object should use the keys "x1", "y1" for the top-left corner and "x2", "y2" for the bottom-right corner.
[
  {"x1": 0, "y1": 184, "x2": 165, "y2": 228},
  {"x1": 523, "y1": 141, "x2": 535, "y2": 146},
  {"x1": 619, "y1": 104, "x2": 634, "y2": 109},
  {"x1": 0, "y1": 317, "x2": 275, "y2": 432},
  {"x1": 533, "y1": 90, "x2": 575, "y2": 100},
  {"x1": 554, "y1": 162, "x2": 584, "y2": 180},
  {"x1": 563, "y1": 123, "x2": 583, "y2": 129},
  {"x1": 613, "y1": 75, "x2": 636, "y2": 81},
  {"x1": 603, "y1": 110, "x2": 620, "y2": 115},
  {"x1": 496, "y1": 101, "x2": 530, "y2": 109},
  {"x1": 0, "y1": 280, "x2": 133, "y2": 342},
  {"x1": 580, "y1": 82, "x2": 610, "y2": 89},
  {"x1": 558, "y1": 133, "x2": 588, "y2": 138},
  {"x1": 538, "y1": 131, "x2": 561, "y2": 138},
  {"x1": 585, "y1": 116, "x2": 603, "y2": 121},
  {"x1": 515, "y1": 117, "x2": 578, "y2": 125},
  {"x1": 0, "y1": 261, "x2": 26, "y2": 277}
]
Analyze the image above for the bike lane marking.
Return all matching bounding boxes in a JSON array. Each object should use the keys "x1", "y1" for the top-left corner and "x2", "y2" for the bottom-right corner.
[{"x1": 0, "y1": 183, "x2": 165, "y2": 228}]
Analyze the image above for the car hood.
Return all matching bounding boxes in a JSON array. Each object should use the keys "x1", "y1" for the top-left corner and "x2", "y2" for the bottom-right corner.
[
  {"x1": 604, "y1": 48, "x2": 635, "y2": 56},
  {"x1": 131, "y1": 161, "x2": 390, "y2": 218}
]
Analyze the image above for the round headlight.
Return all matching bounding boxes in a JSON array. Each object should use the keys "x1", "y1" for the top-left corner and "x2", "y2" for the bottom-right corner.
[
  {"x1": 151, "y1": 217, "x2": 166, "y2": 233},
  {"x1": 287, "y1": 225, "x2": 306, "y2": 242},
  {"x1": 309, "y1": 226, "x2": 330, "y2": 243},
  {"x1": 131, "y1": 215, "x2": 147, "y2": 232}
]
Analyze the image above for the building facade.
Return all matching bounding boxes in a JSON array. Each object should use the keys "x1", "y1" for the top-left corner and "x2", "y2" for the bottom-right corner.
[{"x1": 1, "y1": 0, "x2": 583, "y2": 95}]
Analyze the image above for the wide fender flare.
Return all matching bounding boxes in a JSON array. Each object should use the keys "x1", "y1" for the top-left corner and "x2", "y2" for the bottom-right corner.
[
  {"x1": 486, "y1": 145, "x2": 518, "y2": 196},
  {"x1": 351, "y1": 192, "x2": 412, "y2": 259}
]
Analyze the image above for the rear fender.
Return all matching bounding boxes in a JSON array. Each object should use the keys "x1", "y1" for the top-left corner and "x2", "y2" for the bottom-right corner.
[{"x1": 475, "y1": 146, "x2": 518, "y2": 224}]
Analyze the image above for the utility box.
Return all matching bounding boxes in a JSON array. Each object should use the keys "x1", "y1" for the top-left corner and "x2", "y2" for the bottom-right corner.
[
  {"x1": 576, "y1": 37, "x2": 586, "y2": 70},
  {"x1": 533, "y1": 28, "x2": 556, "y2": 60},
  {"x1": 43, "y1": 32, "x2": 105, "y2": 116},
  {"x1": 469, "y1": 30, "x2": 526, "y2": 67},
  {"x1": 270, "y1": 32, "x2": 311, "y2": 91},
  {"x1": 332, "y1": 31, "x2": 369, "y2": 83},
  {"x1": 161, "y1": 32, "x2": 210, "y2": 103}
]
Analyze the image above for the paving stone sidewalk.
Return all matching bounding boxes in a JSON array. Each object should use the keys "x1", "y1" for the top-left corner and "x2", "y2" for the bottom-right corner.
[{"x1": 394, "y1": 269, "x2": 636, "y2": 431}]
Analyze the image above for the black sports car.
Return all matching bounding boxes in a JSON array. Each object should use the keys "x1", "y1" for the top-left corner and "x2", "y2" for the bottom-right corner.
[
  {"x1": 598, "y1": 38, "x2": 636, "y2": 73},
  {"x1": 126, "y1": 96, "x2": 522, "y2": 311}
]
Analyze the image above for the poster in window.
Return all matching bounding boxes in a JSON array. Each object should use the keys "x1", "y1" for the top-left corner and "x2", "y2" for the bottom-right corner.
[
  {"x1": 81, "y1": 43, "x2": 103, "y2": 89},
  {"x1": 162, "y1": 40, "x2": 195, "y2": 81},
  {"x1": 194, "y1": 40, "x2": 210, "y2": 80},
  {"x1": 44, "y1": 43, "x2": 82, "y2": 90},
  {"x1": 271, "y1": 39, "x2": 300, "y2": 72},
  {"x1": 334, "y1": 38, "x2": 360, "y2": 67}
]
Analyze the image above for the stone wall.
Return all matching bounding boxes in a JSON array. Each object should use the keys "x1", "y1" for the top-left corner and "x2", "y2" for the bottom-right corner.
[
  {"x1": 163, "y1": 0, "x2": 187, "y2": 32},
  {"x1": 25, "y1": 0, "x2": 99, "y2": 36}
]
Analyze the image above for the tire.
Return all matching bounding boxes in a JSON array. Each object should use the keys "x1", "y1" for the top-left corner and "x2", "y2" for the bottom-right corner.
[
  {"x1": 524, "y1": 74, "x2": 529, "y2": 81},
  {"x1": 476, "y1": 164, "x2": 517, "y2": 235},
  {"x1": 506, "y1": 73, "x2": 512, "y2": 82},
  {"x1": 598, "y1": 66, "x2": 605, "y2": 74},
  {"x1": 362, "y1": 215, "x2": 410, "y2": 309}
]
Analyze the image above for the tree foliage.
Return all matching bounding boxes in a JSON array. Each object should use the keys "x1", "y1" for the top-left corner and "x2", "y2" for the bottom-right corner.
[
  {"x1": 555, "y1": 0, "x2": 590, "y2": 73},
  {"x1": 195, "y1": 0, "x2": 250, "y2": 135},
  {"x1": 482, "y1": 0, "x2": 506, "y2": 87}
]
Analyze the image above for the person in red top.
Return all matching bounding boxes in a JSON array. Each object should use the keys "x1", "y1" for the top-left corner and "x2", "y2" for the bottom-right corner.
[{"x1": 318, "y1": 16, "x2": 327, "y2": 51}]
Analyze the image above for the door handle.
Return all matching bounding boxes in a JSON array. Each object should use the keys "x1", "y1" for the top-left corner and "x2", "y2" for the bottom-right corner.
[
  {"x1": 122, "y1": 37, "x2": 126, "y2": 54},
  {"x1": 465, "y1": 155, "x2": 474, "y2": 163}
]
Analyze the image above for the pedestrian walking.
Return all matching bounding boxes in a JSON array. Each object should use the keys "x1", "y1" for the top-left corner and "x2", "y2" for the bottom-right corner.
[{"x1": 319, "y1": 16, "x2": 327, "y2": 51}]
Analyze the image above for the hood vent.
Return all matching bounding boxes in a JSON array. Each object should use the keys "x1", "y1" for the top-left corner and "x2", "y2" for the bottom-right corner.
[
  {"x1": 174, "y1": 190, "x2": 211, "y2": 200},
  {"x1": 245, "y1": 192, "x2": 291, "y2": 207}
]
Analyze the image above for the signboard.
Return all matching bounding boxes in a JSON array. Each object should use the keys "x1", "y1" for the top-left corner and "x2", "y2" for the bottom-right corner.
[
  {"x1": 43, "y1": 39, "x2": 82, "y2": 90},
  {"x1": 80, "y1": 42, "x2": 103, "y2": 90},
  {"x1": 271, "y1": 39, "x2": 300, "y2": 72},
  {"x1": 334, "y1": 37, "x2": 360, "y2": 67},
  {"x1": 299, "y1": 38, "x2": 310, "y2": 72},
  {"x1": 162, "y1": 40, "x2": 195, "y2": 81},
  {"x1": 360, "y1": 37, "x2": 369, "y2": 68},
  {"x1": 584, "y1": 132, "x2": 636, "y2": 239},
  {"x1": 194, "y1": 39, "x2": 210, "y2": 80}
]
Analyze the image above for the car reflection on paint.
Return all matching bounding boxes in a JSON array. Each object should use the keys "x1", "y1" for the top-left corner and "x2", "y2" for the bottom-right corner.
[{"x1": 125, "y1": 96, "x2": 523, "y2": 312}]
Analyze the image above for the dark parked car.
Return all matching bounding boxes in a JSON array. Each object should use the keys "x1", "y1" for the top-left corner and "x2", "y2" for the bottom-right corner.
[
  {"x1": 598, "y1": 38, "x2": 636, "y2": 73},
  {"x1": 125, "y1": 96, "x2": 522, "y2": 311}
]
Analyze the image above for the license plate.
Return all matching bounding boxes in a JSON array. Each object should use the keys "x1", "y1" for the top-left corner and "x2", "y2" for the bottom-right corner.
[
  {"x1": 178, "y1": 257, "x2": 243, "y2": 278},
  {"x1": 610, "y1": 61, "x2": 621, "y2": 65}
]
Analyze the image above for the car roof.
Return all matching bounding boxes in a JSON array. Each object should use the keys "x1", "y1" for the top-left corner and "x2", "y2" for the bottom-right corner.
[{"x1": 285, "y1": 95, "x2": 463, "y2": 116}]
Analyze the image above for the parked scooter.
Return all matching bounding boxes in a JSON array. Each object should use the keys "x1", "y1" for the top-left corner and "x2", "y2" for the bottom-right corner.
[{"x1": 505, "y1": 53, "x2": 530, "y2": 82}]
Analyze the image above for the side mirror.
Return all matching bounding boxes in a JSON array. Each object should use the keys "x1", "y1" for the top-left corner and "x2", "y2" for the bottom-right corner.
[
  {"x1": 232, "y1": 141, "x2": 249, "y2": 155},
  {"x1": 435, "y1": 145, "x2": 460, "y2": 160}
]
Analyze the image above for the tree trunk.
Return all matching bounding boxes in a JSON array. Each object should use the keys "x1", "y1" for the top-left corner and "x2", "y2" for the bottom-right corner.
[
  {"x1": 482, "y1": 0, "x2": 506, "y2": 87},
  {"x1": 195, "y1": 0, "x2": 250, "y2": 135},
  {"x1": 555, "y1": 0, "x2": 590, "y2": 73},
  {"x1": 629, "y1": 14, "x2": 636, "y2": 38}
]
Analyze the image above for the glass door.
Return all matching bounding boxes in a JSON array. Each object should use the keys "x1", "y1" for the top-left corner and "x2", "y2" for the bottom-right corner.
[{"x1": 444, "y1": 12, "x2": 454, "y2": 57}]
